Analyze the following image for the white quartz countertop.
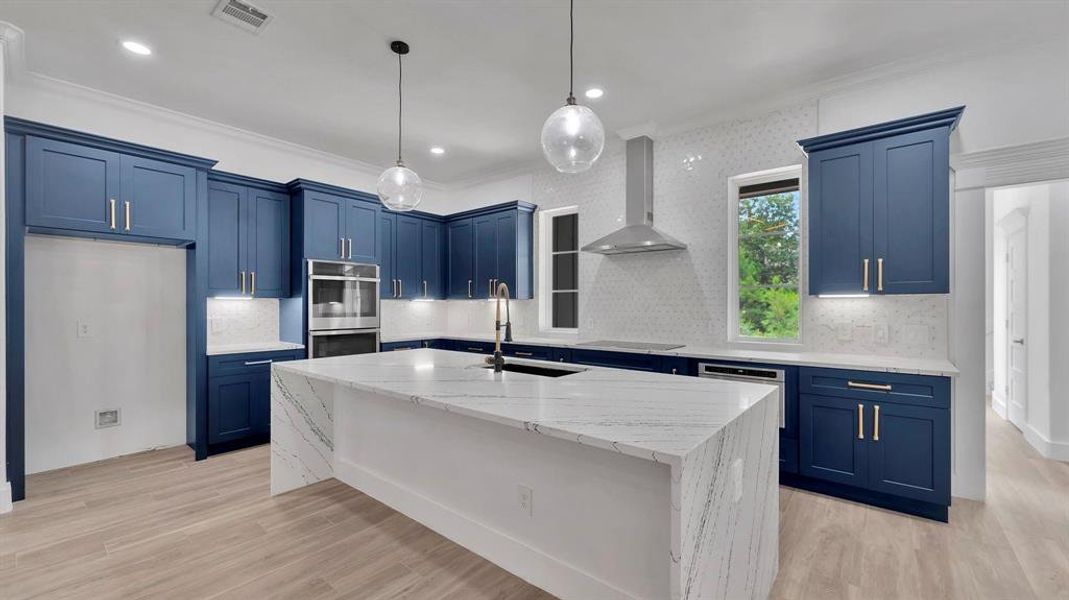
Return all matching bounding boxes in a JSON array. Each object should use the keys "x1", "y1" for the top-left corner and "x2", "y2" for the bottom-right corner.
[
  {"x1": 378, "y1": 332, "x2": 958, "y2": 376},
  {"x1": 274, "y1": 349, "x2": 776, "y2": 467},
  {"x1": 207, "y1": 341, "x2": 305, "y2": 356}
]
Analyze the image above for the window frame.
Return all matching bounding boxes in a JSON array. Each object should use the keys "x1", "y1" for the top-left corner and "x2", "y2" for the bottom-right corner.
[
  {"x1": 538, "y1": 205, "x2": 580, "y2": 334},
  {"x1": 727, "y1": 165, "x2": 805, "y2": 346}
]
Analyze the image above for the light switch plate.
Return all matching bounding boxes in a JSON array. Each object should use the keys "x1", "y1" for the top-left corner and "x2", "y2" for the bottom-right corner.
[
  {"x1": 874, "y1": 323, "x2": 889, "y2": 344},
  {"x1": 76, "y1": 320, "x2": 94, "y2": 339}
]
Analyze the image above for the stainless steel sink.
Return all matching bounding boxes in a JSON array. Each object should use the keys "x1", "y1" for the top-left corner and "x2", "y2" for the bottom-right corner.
[{"x1": 482, "y1": 362, "x2": 585, "y2": 378}]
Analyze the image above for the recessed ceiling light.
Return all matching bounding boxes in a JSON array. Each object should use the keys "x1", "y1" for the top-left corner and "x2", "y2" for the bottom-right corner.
[
  {"x1": 121, "y1": 40, "x2": 152, "y2": 56},
  {"x1": 584, "y1": 87, "x2": 604, "y2": 99},
  {"x1": 429, "y1": 146, "x2": 445, "y2": 155}
]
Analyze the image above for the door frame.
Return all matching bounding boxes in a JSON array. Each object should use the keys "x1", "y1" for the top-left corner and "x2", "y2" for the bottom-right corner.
[{"x1": 996, "y1": 208, "x2": 1029, "y2": 430}]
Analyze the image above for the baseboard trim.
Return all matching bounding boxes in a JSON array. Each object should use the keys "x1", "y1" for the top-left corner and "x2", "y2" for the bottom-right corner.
[
  {"x1": 0, "y1": 481, "x2": 12, "y2": 514},
  {"x1": 1023, "y1": 426, "x2": 1069, "y2": 462},
  {"x1": 991, "y1": 391, "x2": 1007, "y2": 419},
  {"x1": 334, "y1": 458, "x2": 635, "y2": 600}
]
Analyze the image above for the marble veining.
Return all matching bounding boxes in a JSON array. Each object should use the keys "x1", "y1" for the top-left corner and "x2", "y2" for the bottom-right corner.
[{"x1": 270, "y1": 368, "x2": 335, "y2": 495}]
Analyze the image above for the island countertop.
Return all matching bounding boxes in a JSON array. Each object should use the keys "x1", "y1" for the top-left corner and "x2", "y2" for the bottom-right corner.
[{"x1": 274, "y1": 348, "x2": 776, "y2": 468}]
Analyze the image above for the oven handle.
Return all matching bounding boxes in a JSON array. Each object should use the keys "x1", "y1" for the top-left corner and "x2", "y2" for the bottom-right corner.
[
  {"x1": 308, "y1": 329, "x2": 380, "y2": 337},
  {"x1": 309, "y1": 275, "x2": 380, "y2": 282}
]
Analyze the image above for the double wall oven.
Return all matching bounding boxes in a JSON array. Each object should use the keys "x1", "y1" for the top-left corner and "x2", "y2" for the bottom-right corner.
[{"x1": 307, "y1": 260, "x2": 380, "y2": 358}]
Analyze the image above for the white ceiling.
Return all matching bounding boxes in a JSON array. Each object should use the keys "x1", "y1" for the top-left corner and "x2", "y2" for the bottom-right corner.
[{"x1": 0, "y1": 1, "x2": 1063, "y2": 183}]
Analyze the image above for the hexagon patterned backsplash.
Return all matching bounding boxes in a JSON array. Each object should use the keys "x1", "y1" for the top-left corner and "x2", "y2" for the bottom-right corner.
[{"x1": 385, "y1": 101, "x2": 949, "y2": 359}]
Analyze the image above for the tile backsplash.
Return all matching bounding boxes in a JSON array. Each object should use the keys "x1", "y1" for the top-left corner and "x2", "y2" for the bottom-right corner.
[
  {"x1": 207, "y1": 298, "x2": 280, "y2": 346},
  {"x1": 382, "y1": 100, "x2": 948, "y2": 360}
]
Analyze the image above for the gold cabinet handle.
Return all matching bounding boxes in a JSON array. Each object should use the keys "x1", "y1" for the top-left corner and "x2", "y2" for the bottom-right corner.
[
  {"x1": 240, "y1": 271, "x2": 246, "y2": 294},
  {"x1": 124, "y1": 201, "x2": 131, "y2": 231},
  {"x1": 488, "y1": 278, "x2": 493, "y2": 298},
  {"x1": 398, "y1": 279, "x2": 403, "y2": 297},
  {"x1": 863, "y1": 258, "x2": 870, "y2": 292},
  {"x1": 340, "y1": 238, "x2": 345, "y2": 258},
  {"x1": 467, "y1": 279, "x2": 473, "y2": 298},
  {"x1": 347, "y1": 238, "x2": 353, "y2": 259},
  {"x1": 109, "y1": 199, "x2": 117, "y2": 230},
  {"x1": 877, "y1": 258, "x2": 884, "y2": 292},
  {"x1": 250, "y1": 271, "x2": 256, "y2": 296},
  {"x1": 515, "y1": 351, "x2": 533, "y2": 357},
  {"x1": 874, "y1": 405, "x2": 881, "y2": 441},
  {"x1": 857, "y1": 403, "x2": 864, "y2": 440},
  {"x1": 848, "y1": 381, "x2": 892, "y2": 392},
  {"x1": 423, "y1": 280, "x2": 428, "y2": 297}
]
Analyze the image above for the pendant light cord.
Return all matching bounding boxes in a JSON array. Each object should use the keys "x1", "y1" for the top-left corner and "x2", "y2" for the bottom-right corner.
[
  {"x1": 567, "y1": 0, "x2": 576, "y2": 105},
  {"x1": 397, "y1": 52, "x2": 403, "y2": 165}
]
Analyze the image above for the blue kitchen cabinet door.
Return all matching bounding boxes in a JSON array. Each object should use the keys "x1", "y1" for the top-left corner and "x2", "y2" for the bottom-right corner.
[
  {"x1": 799, "y1": 394, "x2": 868, "y2": 487},
  {"x1": 208, "y1": 373, "x2": 266, "y2": 444},
  {"x1": 121, "y1": 155, "x2": 197, "y2": 242},
  {"x1": 395, "y1": 215, "x2": 421, "y2": 299},
  {"x1": 420, "y1": 219, "x2": 443, "y2": 298},
  {"x1": 493, "y1": 211, "x2": 517, "y2": 293},
  {"x1": 570, "y1": 349, "x2": 662, "y2": 372},
  {"x1": 304, "y1": 192, "x2": 346, "y2": 260},
  {"x1": 206, "y1": 181, "x2": 247, "y2": 296},
  {"x1": 867, "y1": 403, "x2": 950, "y2": 504},
  {"x1": 379, "y1": 213, "x2": 396, "y2": 298},
  {"x1": 661, "y1": 356, "x2": 691, "y2": 376},
  {"x1": 247, "y1": 188, "x2": 290, "y2": 298},
  {"x1": 473, "y1": 214, "x2": 498, "y2": 298},
  {"x1": 447, "y1": 218, "x2": 475, "y2": 298},
  {"x1": 25, "y1": 136, "x2": 122, "y2": 234},
  {"x1": 872, "y1": 127, "x2": 950, "y2": 294},
  {"x1": 808, "y1": 141, "x2": 874, "y2": 295},
  {"x1": 346, "y1": 200, "x2": 379, "y2": 263}
]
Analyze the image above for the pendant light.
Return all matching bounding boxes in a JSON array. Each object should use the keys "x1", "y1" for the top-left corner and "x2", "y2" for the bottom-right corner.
[
  {"x1": 540, "y1": 0, "x2": 605, "y2": 174},
  {"x1": 377, "y1": 40, "x2": 423, "y2": 212}
]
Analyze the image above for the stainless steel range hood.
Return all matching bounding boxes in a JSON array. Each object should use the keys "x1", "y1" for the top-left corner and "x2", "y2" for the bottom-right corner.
[{"x1": 581, "y1": 136, "x2": 687, "y2": 255}]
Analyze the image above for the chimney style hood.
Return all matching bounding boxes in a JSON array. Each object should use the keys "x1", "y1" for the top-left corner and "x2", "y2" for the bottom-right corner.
[{"x1": 581, "y1": 136, "x2": 687, "y2": 255}]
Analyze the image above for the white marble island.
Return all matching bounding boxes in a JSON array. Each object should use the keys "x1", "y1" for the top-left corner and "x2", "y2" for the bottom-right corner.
[{"x1": 271, "y1": 349, "x2": 779, "y2": 600}]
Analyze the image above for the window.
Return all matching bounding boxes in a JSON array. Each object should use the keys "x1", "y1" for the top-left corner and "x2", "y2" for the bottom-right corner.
[
  {"x1": 539, "y1": 207, "x2": 579, "y2": 331},
  {"x1": 730, "y1": 167, "x2": 802, "y2": 341}
]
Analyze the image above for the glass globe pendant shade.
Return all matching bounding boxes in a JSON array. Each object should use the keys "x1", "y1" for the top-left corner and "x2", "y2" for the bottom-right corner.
[
  {"x1": 377, "y1": 162, "x2": 423, "y2": 212},
  {"x1": 540, "y1": 102, "x2": 605, "y2": 174}
]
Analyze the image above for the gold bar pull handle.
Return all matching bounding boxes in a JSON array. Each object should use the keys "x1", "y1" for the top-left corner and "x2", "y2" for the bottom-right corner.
[
  {"x1": 109, "y1": 199, "x2": 117, "y2": 230},
  {"x1": 873, "y1": 405, "x2": 880, "y2": 441},
  {"x1": 857, "y1": 403, "x2": 864, "y2": 440},
  {"x1": 862, "y1": 258, "x2": 870, "y2": 292},
  {"x1": 340, "y1": 238, "x2": 345, "y2": 258},
  {"x1": 848, "y1": 381, "x2": 892, "y2": 392},
  {"x1": 250, "y1": 271, "x2": 256, "y2": 296},
  {"x1": 124, "y1": 201, "x2": 131, "y2": 231},
  {"x1": 423, "y1": 280, "x2": 428, "y2": 297},
  {"x1": 877, "y1": 258, "x2": 884, "y2": 292},
  {"x1": 468, "y1": 279, "x2": 473, "y2": 298},
  {"x1": 240, "y1": 271, "x2": 246, "y2": 295}
]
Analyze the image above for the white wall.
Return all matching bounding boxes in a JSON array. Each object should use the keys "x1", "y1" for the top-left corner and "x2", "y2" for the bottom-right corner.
[
  {"x1": 1049, "y1": 183, "x2": 1069, "y2": 449},
  {"x1": 4, "y1": 74, "x2": 457, "y2": 214},
  {"x1": 24, "y1": 236, "x2": 187, "y2": 474}
]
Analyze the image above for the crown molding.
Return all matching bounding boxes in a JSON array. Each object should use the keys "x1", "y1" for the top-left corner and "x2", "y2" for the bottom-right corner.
[
  {"x1": 952, "y1": 137, "x2": 1069, "y2": 189},
  {"x1": 0, "y1": 21, "x2": 26, "y2": 76},
  {"x1": 9, "y1": 71, "x2": 449, "y2": 191}
]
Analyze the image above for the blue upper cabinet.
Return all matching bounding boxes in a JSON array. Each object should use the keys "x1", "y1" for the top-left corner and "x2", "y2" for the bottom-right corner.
[
  {"x1": 799, "y1": 106, "x2": 963, "y2": 295},
  {"x1": 379, "y1": 212, "x2": 397, "y2": 298},
  {"x1": 121, "y1": 155, "x2": 197, "y2": 241},
  {"x1": 447, "y1": 218, "x2": 475, "y2": 298},
  {"x1": 290, "y1": 181, "x2": 380, "y2": 263},
  {"x1": 302, "y1": 191, "x2": 347, "y2": 260},
  {"x1": 420, "y1": 219, "x2": 443, "y2": 298},
  {"x1": 206, "y1": 173, "x2": 290, "y2": 298},
  {"x1": 25, "y1": 136, "x2": 122, "y2": 235},
  {"x1": 446, "y1": 202, "x2": 535, "y2": 300},
  {"x1": 247, "y1": 187, "x2": 290, "y2": 298},
  {"x1": 394, "y1": 215, "x2": 421, "y2": 299},
  {"x1": 21, "y1": 126, "x2": 212, "y2": 244},
  {"x1": 207, "y1": 181, "x2": 247, "y2": 296}
]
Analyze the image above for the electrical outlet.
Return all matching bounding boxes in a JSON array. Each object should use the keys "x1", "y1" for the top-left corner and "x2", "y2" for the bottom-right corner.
[
  {"x1": 517, "y1": 484, "x2": 533, "y2": 517},
  {"x1": 95, "y1": 409, "x2": 121, "y2": 429},
  {"x1": 76, "y1": 320, "x2": 95, "y2": 339},
  {"x1": 731, "y1": 459, "x2": 743, "y2": 503}
]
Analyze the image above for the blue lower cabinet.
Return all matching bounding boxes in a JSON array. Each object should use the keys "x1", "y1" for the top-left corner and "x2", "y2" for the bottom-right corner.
[
  {"x1": 570, "y1": 349, "x2": 663, "y2": 372},
  {"x1": 502, "y1": 343, "x2": 556, "y2": 361},
  {"x1": 867, "y1": 401, "x2": 950, "y2": 504},
  {"x1": 454, "y1": 341, "x2": 495, "y2": 354},
  {"x1": 206, "y1": 350, "x2": 303, "y2": 453},
  {"x1": 661, "y1": 356, "x2": 691, "y2": 376},
  {"x1": 799, "y1": 394, "x2": 869, "y2": 487},
  {"x1": 381, "y1": 340, "x2": 422, "y2": 352}
]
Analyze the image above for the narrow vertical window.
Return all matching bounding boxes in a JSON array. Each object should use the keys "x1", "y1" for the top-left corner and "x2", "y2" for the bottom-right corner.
[{"x1": 734, "y1": 175, "x2": 801, "y2": 340}]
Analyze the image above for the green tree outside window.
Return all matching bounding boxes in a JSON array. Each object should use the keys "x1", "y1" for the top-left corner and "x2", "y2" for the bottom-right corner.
[{"x1": 737, "y1": 190, "x2": 800, "y2": 339}]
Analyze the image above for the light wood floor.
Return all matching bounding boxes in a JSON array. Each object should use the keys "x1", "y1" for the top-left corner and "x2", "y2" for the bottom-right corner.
[{"x1": 2, "y1": 406, "x2": 1066, "y2": 600}]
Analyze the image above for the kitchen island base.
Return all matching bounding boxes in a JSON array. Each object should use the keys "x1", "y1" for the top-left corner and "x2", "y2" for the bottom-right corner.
[{"x1": 271, "y1": 351, "x2": 778, "y2": 600}]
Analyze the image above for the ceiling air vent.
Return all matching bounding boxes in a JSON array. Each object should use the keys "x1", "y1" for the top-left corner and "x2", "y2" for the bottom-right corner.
[{"x1": 212, "y1": 0, "x2": 273, "y2": 34}]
